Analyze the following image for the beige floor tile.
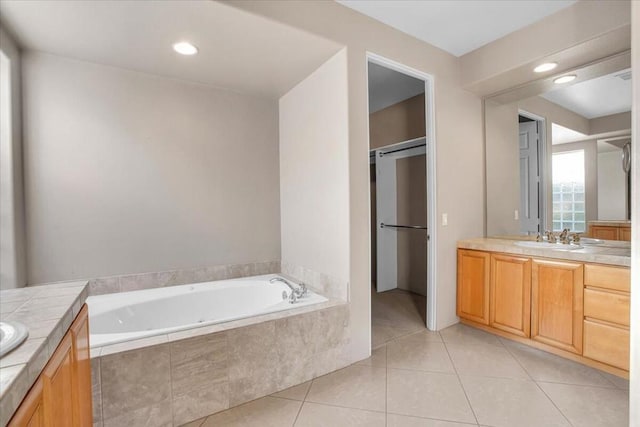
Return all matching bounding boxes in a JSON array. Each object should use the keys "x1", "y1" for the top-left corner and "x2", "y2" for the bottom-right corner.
[
  {"x1": 387, "y1": 413, "x2": 477, "y2": 426},
  {"x1": 305, "y1": 365, "x2": 386, "y2": 412},
  {"x1": 387, "y1": 369, "x2": 476, "y2": 424},
  {"x1": 538, "y1": 382, "x2": 629, "y2": 427},
  {"x1": 387, "y1": 337, "x2": 454, "y2": 373},
  {"x1": 598, "y1": 371, "x2": 630, "y2": 390},
  {"x1": 200, "y1": 396, "x2": 301, "y2": 427},
  {"x1": 179, "y1": 418, "x2": 205, "y2": 427},
  {"x1": 372, "y1": 322, "x2": 419, "y2": 348},
  {"x1": 439, "y1": 324, "x2": 502, "y2": 347},
  {"x1": 294, "y1": 402, "x2": 385, "y2": 427},
  {"x1": 271, "y1": 381, "x2": 312, "y2": 401},
  {"x1": 459, "y1": 375, "x2": 569, "y2": 427},
  {"x1": 501, "y1": 338, "x2": 615, "y2": 387},
  {"x1": 445, "y1": 341, "x2": 529, "y2": 379},
  {"x1": 355, "y1": 346, "x2": 387, "y2": 367}
]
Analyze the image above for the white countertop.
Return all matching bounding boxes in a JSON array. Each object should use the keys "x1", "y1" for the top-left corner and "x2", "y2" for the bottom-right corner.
[
  {"x1": 0, "y1": 281, "x2": 88, "y2": 427},
  {"x1": 458, "y1": 237, "x2": 630, "y2": 267}
]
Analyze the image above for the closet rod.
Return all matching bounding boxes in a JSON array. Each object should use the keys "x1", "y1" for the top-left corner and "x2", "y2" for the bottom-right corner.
[
  {"x1": 380, "y1": 223, "x2": 427, "y2": 230},
  {"x1": 378, "y1": 143, "x2": 426, "y2": 157}
]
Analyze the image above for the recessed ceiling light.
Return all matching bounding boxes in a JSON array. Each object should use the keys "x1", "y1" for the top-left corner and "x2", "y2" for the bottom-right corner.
[
  {"x1": 553, "y1": 75, "x2": 576, "y2": 84},
  {"x1": 534, "y1": 62, "x2": 557, "y2": 73},
  {"x1": 173, "y1": 42, "x2": 198, "y2": 56}
]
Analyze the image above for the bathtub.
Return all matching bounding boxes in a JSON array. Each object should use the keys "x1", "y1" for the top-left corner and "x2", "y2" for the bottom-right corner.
[{"x1": 86, "y1": 274, "x2": 328, "y2": 348}]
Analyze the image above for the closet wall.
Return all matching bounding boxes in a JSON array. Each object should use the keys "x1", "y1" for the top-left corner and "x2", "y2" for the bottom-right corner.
[{"x1": 369, "y1": 93, "x2": 427, "y2": 295}]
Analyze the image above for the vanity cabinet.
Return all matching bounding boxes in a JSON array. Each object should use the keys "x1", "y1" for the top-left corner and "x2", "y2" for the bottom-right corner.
[
  {"x1": 457, "y1": 249, "x2": 629, "y2": 376},
  {"x1": 588, "y1": 224, "x2": 631, "y2": 241},
  {"x1": 531, "y1": 259, "x2": 583, "y2": 354},
  {"x1": 456, "y1": 250, "x2": 490, "y2": 325},
  {"x1": 9, "y1": 305, "x2": 92, "y2": 427},
  {"x1": 489, "y1": 254, "x2": 531, "y2": 337},
  {"x1": 582, "y1": 265, "x2": 630, "y2": 370}
]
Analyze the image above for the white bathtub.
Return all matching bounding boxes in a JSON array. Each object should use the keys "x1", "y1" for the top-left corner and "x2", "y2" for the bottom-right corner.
[{"x1": 86, "y1": 274, "x2": 328, "y2": 348}]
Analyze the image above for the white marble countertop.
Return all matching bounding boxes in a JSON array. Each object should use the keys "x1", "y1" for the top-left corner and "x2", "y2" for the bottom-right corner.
[
  {"x1": 587, "y1": 220, "x2": 631, "y2": 227},
  {"x1": 0, "y1": 281, "x2": 89, "y2": 427},
  {"x1": 458, "y1": 237, "x2": 630, "y2": 267}
]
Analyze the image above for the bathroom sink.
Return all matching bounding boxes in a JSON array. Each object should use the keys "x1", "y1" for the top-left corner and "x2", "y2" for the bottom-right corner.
[
  {"x1": 580, "y1": 238, "x2": 605, "y2": 245},
  {"x1": 514, "y1": 241, "x2": 583, "y2": 251},
  {"x1": 0, "y1": 321, "x2": 29, "y2": 358}
]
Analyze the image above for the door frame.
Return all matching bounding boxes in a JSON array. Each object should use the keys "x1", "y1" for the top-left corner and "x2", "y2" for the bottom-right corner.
[
  {"x1": 518, "y1": 109, "x2": 548, "y2": 233},
  {"x1": 366, "y1": 52, "x2": 438, "y2": 331}
]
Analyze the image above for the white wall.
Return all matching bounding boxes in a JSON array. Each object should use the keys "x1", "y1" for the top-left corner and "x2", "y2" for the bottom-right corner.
[
  {"x1": 0, "y1": 26, "x2": 26, "y2": 289},
  {"x1": 629, "y1": 3, "x2": 639, "y2": 424},
  {"x1": 22, "y1": 52, "x2": 281, "y2": 284},
  {"x1": 598, "y1": 150, "x2": 627, "y2": 220},
  {"x1": 279, "y1": 49, "x2": 349, "y2": 298}
]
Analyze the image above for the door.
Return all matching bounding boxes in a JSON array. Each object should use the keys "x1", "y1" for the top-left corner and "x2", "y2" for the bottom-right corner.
[
  {"x1": 531, "y1": 259, "x2": 583, "y2": 353},
  {"x1": 519, "y1": 121, "x2": 540, "y2": 234},
  {"x1": 375, "y1": 139, "x2": 427, "y2": 292},
  {"x1": 490, "y1": 254, "x2": 531, "y2": 337},
  {"x1": 457, "y1": 249, "x2": 490, "y2": 325},
  {"x1": 8, "y1": 378, "x2": 45, "y2": 427},
  {"x1": 42, "y1": 333, "x2": 75, "y2": 425},
  {"x1": 70, "y1": 305, "x2": 92, "y2": 426}
]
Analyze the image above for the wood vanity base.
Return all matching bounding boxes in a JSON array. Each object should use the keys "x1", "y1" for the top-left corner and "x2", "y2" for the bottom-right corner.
[{"x1": 459, "y1": 318, "x2": 629, "y2": 379}]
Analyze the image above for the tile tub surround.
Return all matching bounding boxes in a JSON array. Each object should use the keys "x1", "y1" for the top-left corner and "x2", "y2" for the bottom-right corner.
[
  {"x1": 50, "y1": 260, "x2": 280, "y2": 297},
  {"x1": 457, "y1": 237, "x2": 630, "y2": 267},
  {"x1": 281, "y1": 262, "x2": 347, "y2": 301},
  {"x1": 0, "y1": 281, "x2": 89, "y2": 427},
  {"x1": 91, "y1": 303, "x2": 351, "y2": 426}
]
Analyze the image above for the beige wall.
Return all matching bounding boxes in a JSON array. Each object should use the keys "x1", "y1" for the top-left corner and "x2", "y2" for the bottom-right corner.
[
  {"x1": 0, "y1": 26, "x2": 26, "y2": 290},
  {"x1": 279, "y1": 49, "x2": 350, "y2": 299},
  {"x1": 22, "y1": 52, "x2": 281, "y2": 284},
  {"x1": 229, "y1": 1, "x2": 486, "y2": 361},
  {"x1": 369, "y1": 93, "x2": 425, "y2": 149},
  {"x1": 396, "y1": 155, "x2": 427, "y2": 296},
  {"x1": 485, "y1": 99, "x2": 520, "y2": 236},
  {"x1": 591, "y1": 111, "x2": 632, "y2": 135},
  {"x1": 598, "y1": 149, "x2": 627, "y2": 220}
]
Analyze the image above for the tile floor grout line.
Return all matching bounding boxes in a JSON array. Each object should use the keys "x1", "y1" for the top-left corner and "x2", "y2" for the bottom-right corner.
[
  {"x1": 385, "y1": 410, "x2": 481, "y2": 426},
  {"x1": 297, "y1": 398, "x2": 387, "y2": 414},
  {"x1": 441, "y1": 337, "x2": 480, "y2": 426},
  {"x1": 501, "y1": 338, "x2": 575, "y2": 427},
  {"x1": 292, "y1": 379, "x2": 315, "y2": 426}
]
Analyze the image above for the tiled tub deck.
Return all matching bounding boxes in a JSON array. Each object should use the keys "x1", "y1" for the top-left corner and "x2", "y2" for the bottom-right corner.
[{"x1": 90, "y1": 301, "x2": 350, "y2": 426}]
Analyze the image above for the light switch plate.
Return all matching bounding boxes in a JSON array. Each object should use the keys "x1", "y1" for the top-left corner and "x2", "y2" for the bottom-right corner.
[{"x1": 442, "y1": 213, "x2": 448, "y2": 226}]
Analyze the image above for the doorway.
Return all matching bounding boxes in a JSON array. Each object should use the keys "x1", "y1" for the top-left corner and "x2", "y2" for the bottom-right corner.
[{"x1": 367, "y1": 54, "x2": 436, "y2": 349}]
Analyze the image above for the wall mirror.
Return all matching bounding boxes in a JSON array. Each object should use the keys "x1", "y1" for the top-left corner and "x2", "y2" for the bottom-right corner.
[{"x1": 484, "y1": 51, "x2": 632, "y2": 239}]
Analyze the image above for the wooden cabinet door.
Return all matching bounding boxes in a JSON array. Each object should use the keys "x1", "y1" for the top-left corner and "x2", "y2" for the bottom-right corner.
[
  {"x1": 531, "y1": 259, "x2": 584, "y2": 353},
  {"x1": 42, "y1": 333, "x2": 76, "y2": 426},
  {"x1": 8, "y1": 378, "x2": 45, "y2": 427},
  {"x1": 457, "y1": 249, "x2": 490, "y2": 325},
  {"x1": 490, "y1": 254, "x2": 531, "y2": 337},
  {"x1": 619, "y1": 227, "x2": 631, "y2": 241},
  {"x1": 70, "y1": 305, "x2": 92, "y2": 427},
  {"x1": 590, "y1": 225, "x2": 618, "y2": 240}
]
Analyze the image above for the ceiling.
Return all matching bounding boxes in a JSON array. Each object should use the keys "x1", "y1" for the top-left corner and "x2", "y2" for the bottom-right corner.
[
  {"x1": 541, "y1": 68, "x2": 632, "y2": 119},
  {"x1": 368, "y1": 62, "x2": 424, "y2": 113},
  {"x1": 336, "y1": 0, "x2": 576, "y2": 56},
  {"x1": 0, "y1": 0, "x2": 342, "y2": 98}
]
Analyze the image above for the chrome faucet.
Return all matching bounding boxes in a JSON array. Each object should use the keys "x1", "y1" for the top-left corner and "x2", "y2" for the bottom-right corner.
[{"x1": 269, "y1": 277, "x2": 308, "y2": 303}]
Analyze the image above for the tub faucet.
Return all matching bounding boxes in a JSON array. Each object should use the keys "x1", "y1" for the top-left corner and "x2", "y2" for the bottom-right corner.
[{"x1": 270, "y1": 277, "x2": 308, "y2": 303}]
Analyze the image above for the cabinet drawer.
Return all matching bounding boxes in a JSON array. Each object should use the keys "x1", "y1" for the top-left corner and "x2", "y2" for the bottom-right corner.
[
  {"x1": 584, "y1": 264, "x2": 630, "y2": 292},
  {"x1": 583, "y1": 320, "x2": 629, "y2": 370},
  {"x1": 584, "y1": 288, "x2": 629, "y2": 326}
]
